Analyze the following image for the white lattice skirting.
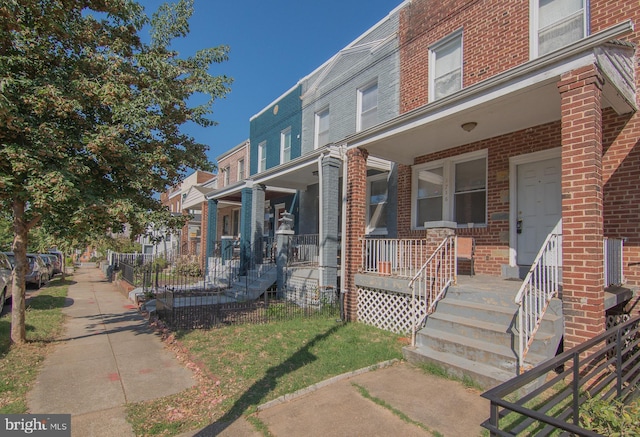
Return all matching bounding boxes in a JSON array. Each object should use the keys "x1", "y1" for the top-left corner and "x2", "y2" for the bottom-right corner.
[{"x1": 357, "y1": 287, "x2": 426, "y2": 335}]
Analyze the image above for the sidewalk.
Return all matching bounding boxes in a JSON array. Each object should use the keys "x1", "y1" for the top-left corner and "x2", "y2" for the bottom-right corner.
[
  {"x1": 181, "y1": 360, "x2": 490, "y2": 437},
  {"x1": 27, "y1": 266, "x2": 196, "y2": 437}
]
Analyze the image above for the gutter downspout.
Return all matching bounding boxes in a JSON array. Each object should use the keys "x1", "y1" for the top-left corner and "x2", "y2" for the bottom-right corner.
[
  {"x1": 339, "y1": 145, "x2": 348, "y2": 320},
  {"x1": 317, "y1": 152, "x2": 325, "y2": 290}
]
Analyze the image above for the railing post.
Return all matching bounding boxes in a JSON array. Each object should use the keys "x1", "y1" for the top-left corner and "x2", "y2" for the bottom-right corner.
[{"x1": 572, "y1": 352, "x2": 580, "y2": 427}]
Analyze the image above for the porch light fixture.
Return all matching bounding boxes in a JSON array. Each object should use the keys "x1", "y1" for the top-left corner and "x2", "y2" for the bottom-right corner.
[{"x1": 461, "y1": 121, "x2": 477, "y2": 132}]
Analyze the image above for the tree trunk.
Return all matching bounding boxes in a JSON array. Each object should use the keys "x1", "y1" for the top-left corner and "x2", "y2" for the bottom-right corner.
[{"x1": 11, "y1": 200, "x2": 28, "y2": 344}]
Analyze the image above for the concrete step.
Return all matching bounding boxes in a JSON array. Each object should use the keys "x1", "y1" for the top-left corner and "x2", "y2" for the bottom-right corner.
[
  {"x1": 425, "y1": 312, "x2": 516, "y2": 348},
  {"x1": 446, "y1": 287, "x2": 519, "y2": 307},
  {"x1": 435, "y1": 298, "x2": 517, "y2": 326},
  {"x1": 435, "y1": 298, "x2": 563, "y2": 337},
  {"x1": 403, "y1": 344, "x2": 517, "y2": 390},
  {"x1": 416, "y1": 326, "x2": 547, "y2": 373}
]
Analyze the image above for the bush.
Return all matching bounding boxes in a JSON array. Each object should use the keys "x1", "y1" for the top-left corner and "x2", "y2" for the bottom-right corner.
[
  {"x1": 151, "y1": 256, "x2": 168, "y2": 270},
  {"x1": 580, "y1": 396, "x2": 640, "y2": 436},
  {"x1": 173, "y1": 258, "x2": 202, "y2": 277}
]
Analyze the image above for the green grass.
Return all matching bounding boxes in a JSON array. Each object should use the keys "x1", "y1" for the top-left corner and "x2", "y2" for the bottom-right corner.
[
  {"x1": 0, "y1": 278, "x2": 69, "y2": 413},
  {"x1": 126, "y1": 317, "x2": 404, "y2": 436},
  {"x1": 416, "y1": 361, "x2": 485, "y2": 391}
]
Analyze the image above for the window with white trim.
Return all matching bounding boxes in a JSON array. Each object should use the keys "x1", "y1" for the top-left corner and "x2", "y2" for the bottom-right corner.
[
  {"x1": 280, "y1": 127, "x2": 292, "y2": 164},
  {"x1": 429, "y1": 31, "x2": 462, "y2": 102},
  {"x1": 532, "y1": 0, "x2": 586, "y2": 58},
  {"x1": 358, "y1": 81, "x2": 378, "y2": 131},
  {"x1": 366, "y1": 172, "x2": 388, "y2": 234},
  {"x1": 412, "y1": 151, "x2": 487, "y2": 228},
  {"x1": 258, "y1": 141, "x2": 266, "y2": 172},
  {"x1": 223, "y1": 166, "x2": 230, "y2": 186},
  {"x1": 315, "y1": 108, "x2": 330, "y2": 148},
  {"x1": 237, "y1": 158, "x2": 245, "y2": 181}
]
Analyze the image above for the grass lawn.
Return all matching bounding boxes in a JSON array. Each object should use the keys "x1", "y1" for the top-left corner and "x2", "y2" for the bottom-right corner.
[
  {"x1": 0, "y1": 278, "x2": 69, "y2": 413},
  {"x1": 127, "y1": 316, "x2": 404, "y2": 436}
]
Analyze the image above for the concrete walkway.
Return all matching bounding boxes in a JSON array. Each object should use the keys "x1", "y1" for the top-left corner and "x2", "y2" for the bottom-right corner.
[
  {"x1": 181, "y1": 361, "x2": 490, "y2": 437},
  {"x1": 27, "y1": 266, "x2": 196, "y2": 437}
]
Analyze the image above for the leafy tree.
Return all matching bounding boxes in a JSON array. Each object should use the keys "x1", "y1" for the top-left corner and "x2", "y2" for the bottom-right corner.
[{"x1": 0, "y1": 0, "x2": 232, "y2": 344}]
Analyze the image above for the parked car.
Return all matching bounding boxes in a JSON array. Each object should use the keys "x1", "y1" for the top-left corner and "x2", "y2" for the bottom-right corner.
[
  {"x1": 40, "y1": 254, "x2": 60, "y2": 277},
  {"x1": 48, "y1": 251, "x2": 64, "y2": 274},
  {"x1": 0, "y1": 252, "x2": 12, "y2": 313},
  {"x1": 26, "y1": 253, "x2": 48, "y2": 289}
]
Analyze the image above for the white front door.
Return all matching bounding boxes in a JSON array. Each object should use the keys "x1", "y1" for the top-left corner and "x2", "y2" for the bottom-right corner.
[{"x1": 516, "y1": 158, "x2": 562, "y2": 266}]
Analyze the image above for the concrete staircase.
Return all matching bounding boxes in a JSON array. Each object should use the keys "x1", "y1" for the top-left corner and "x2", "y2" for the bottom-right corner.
[
  {"x1": 403, "y1": 275, "x2": 563, "y2": 390},
  {"x1": 224, "y1": 266, "x2": 278, "y2": 301}
]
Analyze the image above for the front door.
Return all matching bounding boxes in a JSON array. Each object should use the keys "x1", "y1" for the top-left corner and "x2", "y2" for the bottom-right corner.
[{"x1": 516, "y1": 158, "x2": 562, "y2": 266}]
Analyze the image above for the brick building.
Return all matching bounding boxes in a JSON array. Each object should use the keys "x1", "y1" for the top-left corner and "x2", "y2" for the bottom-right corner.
[{"x1": 341, "y1": 0, "x2": 640, "y2": 380}]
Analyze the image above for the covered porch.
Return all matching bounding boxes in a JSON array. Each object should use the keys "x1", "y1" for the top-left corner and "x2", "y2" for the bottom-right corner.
[{"x1": 341, "y1": 21, "x2": 637, "y2": 382}]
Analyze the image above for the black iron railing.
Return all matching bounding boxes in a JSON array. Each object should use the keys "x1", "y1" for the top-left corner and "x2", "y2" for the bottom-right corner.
[
  {"x1": 155, "y1": 286, "x2": 340, "y2": 330},
  {"x1": 482, "y1": 315, "x2": 640, "y2": 436}
]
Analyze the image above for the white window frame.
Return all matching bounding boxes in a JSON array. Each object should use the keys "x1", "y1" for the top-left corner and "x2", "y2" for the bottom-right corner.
[
  {"x1": 366, "y1": 172, "x2": 389, "y2": 235},
  {"x1": 237, "y1": 158, "x2": 245, "y2": 181},
  {"x1": 530, "y1": 0, "x2": 588, "y2": 59},
  {"x1": 315, "y1": 107, "x2": 330, "y2": 149},
  {"x1": 429, "y1": 30, "x2": 463, "y2": 102},
  {"x1": 280, "y1": 127, "x2": 292, "y2": 164},
  {"x1": 258, "y1": 141, "x2": 266, "y2": 173},
  {"x1": 411, "y1": 150, "x2": 487, "y2": 230},
  {"x1": 357, "y1": 80, "x2": 378, "y2": 132},
  {"x1": 223, "y1": 166, "x2": 230, "y2": 186}
]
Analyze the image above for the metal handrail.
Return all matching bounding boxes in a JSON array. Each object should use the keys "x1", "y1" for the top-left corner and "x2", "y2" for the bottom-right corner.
[
  {"x1": 482, "y1": 315, "x2": 640, "y2": 436},
  {"x1": 408, "y1": 235, "x2": 456, "y2": 346},
  {"x1": 515, "y1": 232, "x2": 562, "y2": 373}
]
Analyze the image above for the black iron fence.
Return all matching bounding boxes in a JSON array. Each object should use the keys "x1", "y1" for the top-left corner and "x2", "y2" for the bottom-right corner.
[
  {"x1": 155, "y1": 286, "x2": 340, "y2": 330},
  {"x1": 482, "y1": 315, "x2": 640, "y2": 436}
]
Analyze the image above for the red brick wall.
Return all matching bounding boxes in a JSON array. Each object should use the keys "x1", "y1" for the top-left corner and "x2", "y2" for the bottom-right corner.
[
  {"x1": 344, "y1": 148, "x2": 368, "y2": 321},
  {"x1": 399, "y1": 0, "x2": 530, "y2": 113},
  {"x1": 397, "y1": 0, "x2": 640, "y2": 322},
  {"x1": 558, "y1": 65, "x2": 606, "y2": 347},
  {"x1": 396, "y1": 122, "x2": 562, "y2": 276},
  {"x1": 217, "y1": 143, "x2": 249, "y2": 188}
]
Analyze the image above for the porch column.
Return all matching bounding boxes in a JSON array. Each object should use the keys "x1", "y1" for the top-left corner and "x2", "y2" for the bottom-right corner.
[
  {"x1": 344, "y1": 147, "x2": 368, "y2": 321},
  {"x1": 205, "y1": 199, "x2": 218, "y2": 275},
  {"x1": 240, "y1": 184, "x2": 253, "y2": 275},
  {"x1": 251, "y1": 183, "x2": 266, "y2": 265},
  {"x1": 557, "y1": 65, "x2": 605, "y2": 349},
  {"x1": 320, "y1": 153, "x2": 341, "y2": 291}
]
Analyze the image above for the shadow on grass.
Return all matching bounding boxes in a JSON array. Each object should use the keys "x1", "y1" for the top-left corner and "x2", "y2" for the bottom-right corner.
[{"x1": 192, "y1": 323, "x2": 346, "y2": 436}]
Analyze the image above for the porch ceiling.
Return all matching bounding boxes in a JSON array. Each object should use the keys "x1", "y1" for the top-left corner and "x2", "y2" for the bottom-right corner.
[{"x1": 346, "y1": 23, "x2": 636, "y2": 165}]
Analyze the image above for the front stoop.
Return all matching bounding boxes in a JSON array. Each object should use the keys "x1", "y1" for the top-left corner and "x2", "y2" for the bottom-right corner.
[{"x1": 403, "y1": 276, "x2": 563, "y2": 390}]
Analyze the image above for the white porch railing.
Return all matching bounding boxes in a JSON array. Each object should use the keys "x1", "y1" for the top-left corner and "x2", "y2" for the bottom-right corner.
[
  {"x1": 515, "y1": 233, "x2": 562, "y2": 373},
  {"x1": 361, "y1": 238, "x2": 431, "y2": 278},
  {"x1": 407, "y1": 236, "x2": 456, "y2": 346}
]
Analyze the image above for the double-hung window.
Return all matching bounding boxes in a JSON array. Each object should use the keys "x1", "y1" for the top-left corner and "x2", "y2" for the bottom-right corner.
[
  {"x1": 315, "y1": 108, "x2": 330, "y2": 148},
  {"x1": 280, "y1": 127, "x2": 292, "y2": 164},
  {"x1": 413, "y1": 151, "x2": 487, "y2": 228},
  {"x1": 237, "y1": 158, "x2": 245, "y2": 181},
  {"x1": 223, "y1": 166, "x2": 230, "y2": 186},
  {"x1": 358, "y1": 81, "x2": 378, "y2": 131},
  {"x1": 366, "y1": 173, "x2": 388, "y2": 234},
  {"x1": 430, "y1": 31, "x2": 462, "y2": 102},
  {"x1": 258, "y1": 141, "x2": 266, "y2": 173},
  {"x1": 532, "y1": 0, "x2": 587, "y2": 57}
]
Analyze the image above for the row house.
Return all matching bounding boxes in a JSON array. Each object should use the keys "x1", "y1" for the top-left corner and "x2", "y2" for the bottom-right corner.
[
  {"x1": 155, "y1": 170, "x2": 216, "y2": 261},
  {"x1": 340, "y1": 0, "x2": 640, "y2": 387},
  {"x1": 203, "y1": 3, "x2": 407, "y2": 295}
]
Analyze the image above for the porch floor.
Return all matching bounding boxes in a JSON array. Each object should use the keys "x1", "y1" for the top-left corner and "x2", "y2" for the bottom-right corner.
[{"x1": 452, "y1": 273, "x2": 636, "y2": 310}]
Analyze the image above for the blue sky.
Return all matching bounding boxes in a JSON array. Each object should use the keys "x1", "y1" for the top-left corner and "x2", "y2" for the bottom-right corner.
[{"x1": 137, "y1": 0, "x2": 401, "y2": 166}]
